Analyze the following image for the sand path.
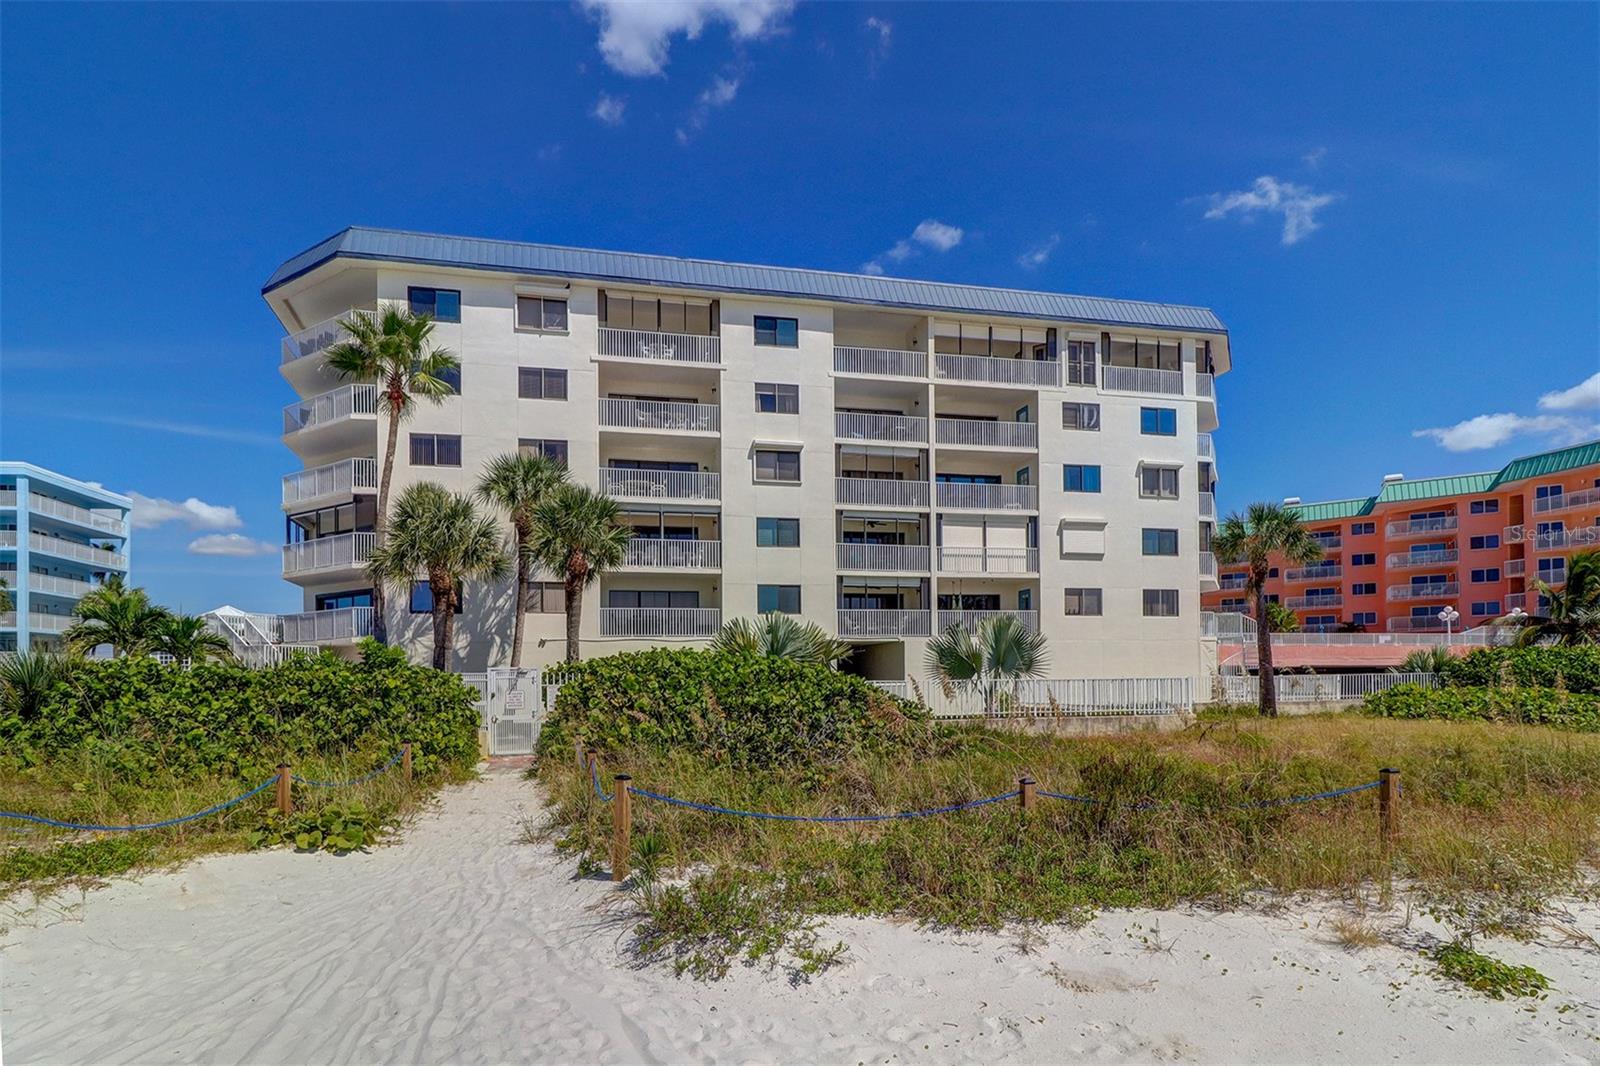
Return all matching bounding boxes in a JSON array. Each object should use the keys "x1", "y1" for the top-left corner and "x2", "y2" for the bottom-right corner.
[{"x1": 3, "y1": 765, "x2": 1597, "y2": 1064}]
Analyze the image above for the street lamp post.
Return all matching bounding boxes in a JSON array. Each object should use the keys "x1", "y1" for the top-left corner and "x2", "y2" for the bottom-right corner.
[{"x1": 1438, "y1": 605, "x2": 1460, "y2": 644}]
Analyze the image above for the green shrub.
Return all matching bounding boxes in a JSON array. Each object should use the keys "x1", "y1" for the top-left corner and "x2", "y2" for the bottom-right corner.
[
  {"x1": 536, "y1": 648, "x2": 929, "y2": 767},
  {"x1": 1362, "y1": 683, "x2": 1600, "y2": 731},
  {"x1": 1441, "y1": 646, "x2": 1600, "y2": 694},
  {"x1": 1431, "y1": 941, "x2": 1550, "y2": 999},
  {"x1": 250, "y1": 801, "x2": 393, "y2": 854}
]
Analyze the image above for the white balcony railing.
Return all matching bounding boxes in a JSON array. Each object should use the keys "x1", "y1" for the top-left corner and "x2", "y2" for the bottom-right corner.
[
  {"x1": 1199, "y1": 552, "x2": 1217, "y2": 581},
  {"x1": 281, "y1": 532, "x2": 375, "y2": 576},
  {"x1": 600, "y1": 607, "x2": 721, "y2": 638},
  {"x1": 835, "y1": 543, "x2": 931, "y2": 572},
  {"x1": 282, "y1": 458, "x2": 379, "y2": 507},
  {"x1": 1196, "y1": 372, "x2": 1215, "y2": 399},
  {"x1": 1537, "y1": 563, "x2": 1568, "y2": 586},
  {"x1": 835, "y1": 477, "x2": 931, "y2": 509},
  {"x1": 1387, "y1": 516, "x2": 1459, "y2": 539},
  {"x1": 1506, "y1": 592, "x2": 1528, "y2": 611},
  {"x1": 936, "y1": 610, "x2": 1040, "y2": 633},
  {"x1": 936, "y1": 546, "x2": 1039, "y2": 574},
  {"x1": 278, "y1": 607, "x2": 375, "y2": 644},
  {"x1": 934, "y1": 482, "x2": 1038, "y2": 511},
  {"x1": 27, "y1": 612, "x2": 72, "y2": 635},
  {"x1": 1311, "y1": 534, "x2": 1343, "y2": 550},
  {"x1": 27, "y1": 493, "x2": 127, "y2": 535},
  {"x1": 622, "y1": 539, "x2": 722, "y2": 569},
  {"x1": 0, "y1": 489, "x2": 13, "y2": 508},
  {"x1": 1196, "y1": 433, "x2": 1214, "y2": 460},
  {"x1": 1284, "y1": 563, "x2": 1341, "y2": 583},
  {"x1": 934, "y1": 418, "x2": 1038, "y2": 449},
  {"x1": 1389, "y1": 582, "x2": 1460, "y2": 602},
  {"x1": 835, "y1": 411, "x2": 928, "y2": 443},
  {"x1": 1505, "y1": 557, "x2": 1526, "y2": 577},
  {"x1": 1531, "y1": 527, "x2": 1600, "y2": 551},
  {"x1": 28, "y1": 532, "x2": 128, "y2": 569},
  {"x1": 1386, "y1": 617, "x2": 1451, "y2": 633},
  {"x1": 25, "y1": 574, "x2": 96, "y2": 600},
  {"x1": 1388, "y1": 549, "x2": 1459, "y2": 570},
  {"x1": 601, "y1": 468, "x2": 721, "y2": 502},
  {"x1": 1219, "y1": 573, "x2": 1248, "y2": 590},
  {"x1": 1285, "y1": 594, "x2": 1343, "y2": 610},
  {"x1": 1199, "y1": 492, "x2": 1216, "y2": 519},
  {"x1": 836, "y1": 609, "x2": 931, "y2": 637},
  {"x1": 599, "y1": 398, "x2": 720, "y2": 433},
  {"x1": 1101, "y1": 365, "x2": 1184, "y2": 396},
  {"x1": 1532, "y1": 485, "x2": 1600, "y2": 516},
  {"x1": 283, "y1": 384, "x2": 377, "y2": 434},
  {"x1": 834, "y1": 346, "x2": 927, "y2": 379},
  {"x1": 0, "y1": 612, "x2": 14, "y2": 629},
  {"x1": 934, "y1": 354, "x2": 1060, "y2": 387},
  {"x1": 280, "y1": 309, "x2": 374, "y2": 365},
  {"x1": 597, "y1": 327, "x2": 721, "y2": 365},
  {"x1": 0, "y1": 530, "x2": 16, "y2": 548}
]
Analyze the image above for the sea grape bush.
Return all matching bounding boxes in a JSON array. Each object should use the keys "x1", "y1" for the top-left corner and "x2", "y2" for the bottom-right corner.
[
  {"x1": 1439, "y1": 646, "x2": 1600, "y2": 694},
  {"x1": 1363, "y1": 683, "x2": 1600, "y2": 732}
]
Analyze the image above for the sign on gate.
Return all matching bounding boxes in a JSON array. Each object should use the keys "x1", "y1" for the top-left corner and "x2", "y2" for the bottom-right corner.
[{"x1": 504, "y1": 689, "x2": 526, "y2": 711}]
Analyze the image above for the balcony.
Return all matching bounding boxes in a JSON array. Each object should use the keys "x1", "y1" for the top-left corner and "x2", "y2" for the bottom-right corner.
[
  {"x1": 27, "y1": 612, "x2": 71, "y2": 635},
  {"x1": 1199, "y1": 551, "x2": 1218, "y2": 583},
  {"x1": 934, "y1": 482, "x2": 1037, "y2": 511},
  {"x1": 281, "y1": 532, "x2": 374, "y2": 578},
  {"x1": 599, "y1": 398, "x2": 720, "y2": 434},
  {"x1": 936, "y1": 610, "x2": 1040, "y2": 633},
  {"x1": 1506, "y1": 592, "x2": 1528, "y2": 612},
  {"x1": 601, "y1": 468, "x2": 721, "y2": 503},
  {"x1": 834, "y1": 412, "x2": 928, "y2": 443},
  {"x1": 26, "y1": 574, "x2": 95, "y2": 600},
  {"x1": 936, "y1": 546, "x2": 1039, "y2": 575},
  {"x1": 1196, "y1": 433, "x2": 1214, "y2": 460},
  {"x1": 1100, "y1": 365, "x2": 1183, "y2": 396},
  {"x1": 836, "y1": 609, "x2": 931, "y2": 638},
  {"x1": 27, "y1": 493, "x2": 127, "y2": 535},
  {"x1": 1532, "y1": 485, "x2": 1600, "y2": 516},
  {"x1": 934, "y1": 354, "x2": 1060, "y2": 388},
  {"x1": 1389, "y1": 582, "x2": 1460, "y2": 602},
  {"x1": 1310, "y1": 535, "x2": 1343, "y2": 551},
  {"x1": 600, "y1": 607, "x2": 721, "y2": 638},
  {"x1": 1505, "y1": 557, "x2": 1526, "y2": 578},
  {"x1": 621, "y1": 539, "x2": 722, "y2": 570},
  {"x1": 836, "y1": 543, "x2": 931, "y2": 572},
  {"x1": 934, "y1": 417, "x2": 1038, "y2": 450},
  {"x1": 835, "y1": 478, "x2": 931, "y2": 509},
  {"x1": 279, "y1": 607, "x2": 374, "y2": 644},
  {"x1": 0, "y1": 612, "x2": 12, "y2": 629},
  {"x1": 597, "y1": 327, "x2": 720, "y2": 366},
  {"x1": 1387, "y1": 617, "x2": 1450, "y2": 633},
  {"x1": 0, "y1": 530, "x2": 14, "y2": 548},
  {"x1": 1387, "y1": 515, "x2": 1459, "y2": 539},
  {"x1": 280, "y1": 309, "x2": 374, "y2": 366},
  {"x1": 834, "y1": 346, "x2": 927, "y2": 379},
  {"x1": 283, "y1": 384, "x2": 376, "y2": 435},
  {"x1": 283, "y1": 458, "x2": 378, "y2": 509},
  {"x1": 1286, "y1": 594, "x2": 1343, "y2": 610},
  {"x1": 1284, "y1": 563, "x2": 1341, "y2": 583},
  {"x1": 1199, "y1": 492, "x2": 1216, "y2": 520},
  {"x1": 1387, "y1": 549, "x2": 1458, "y2": 570},
  {"x1": 1220, "y1": 573, "x2": 1248, "y2": 590},
  {"x1": 1196, "y1": 373, "x2": 1215, "y2": 399},
  {"x1": 1531, "y1": 527, "x2": 1600, "y2": 552},
  {"x1": 28, "y1": 532, "x2": 128, "y2": 570}
]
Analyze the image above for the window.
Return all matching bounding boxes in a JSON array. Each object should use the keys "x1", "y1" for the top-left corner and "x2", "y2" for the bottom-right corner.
[
  {"x1": 1268, "y1": 567, "x2": 1279, "y2": 578},
  {"x1": 1220, "y1": 597, "x2": 1247, "y2": 611},
  {"x1": 1264, "y1": 593, "x2": 1280, "y2": 605},
  {"x1": 1305, "y1": 615, "x2": 1337, "y2": 629},
  {"x1": 286, "y1": 498, "x2": 377, "y2": 542},
  {"x1": 1139, "y1": 465, "x2": 1180, "y2": 499},
  {"x1": 1141, "y1": 528, "x2": 1179, "y2": 555},
  {"x1": 1064, "y1": 587, "x2": 1103, "y2": 616},
  {"x1": 315, "y1": 589, "x2": 372, "y2": 611},
  {"x1": 601, "y1": 292, "x2": 716, "y2": 334},
  {"x1": 757, "y1": 584, "x2": 801, "y2": 614},
  {"x1": 517, "y1": 438, "x2": 569, "y2": 467},
  {"x1": 1351, "y1": 582, "x2": 1377, "y2": 596},
  {"x1": 1062, "y1": 402, "x2": 1101, "y2": 431},
  {"x1": 754, "y1": 449, "x2": 801, "y2": 482},
  {"x1": 1538, "y1": 557, "x2": 1566, "y2": 580},
  {"x1": 1350, "y1": 522, "x2": 1375, "y2": 536},
  {"x1": 756, "y1": 517, "x2": 800, "y2": 547},
  {"x1": 409, "y1": 581, "x2": 462, "y2": 614},
  {"x1": 1471, "y1": 534, "x2": 1501, "y2": 550},
  {"x1": 1471, "y1": 567, "x2": 1501, "y2": 583},
  {"x1": 1065, "y1": 339, "x2": 1096, "y2": 385},
  {"x1": 408, "y1": 287, "x2": 460, "y2": 322},
  {"x1": 518, "y1": 367, "x2": 568, "y2": 400},
  {"x1": 436, "y1": 365, "x2": 462, "y2": 395},
  {"x1": 1351, "y1": 553, "x2": 1376, "y2": 567},
  {"x1": 516, "y1": 295, "x2": 568, "y2": 332},
  {"x1": 409, "y1": 433, "x2": 462, "y2": 467},
  {"x1": 609, "y1": 589, "x2": 701, "y2": 608},
  {"x1": 754, "y1": 316, "x2": 799, "y2": 347},
  {"x1": 525, "y1": 582, "x2": 566, "y2": 613},
  {"x1": 1535, "y1": 484, "x2": 1563, "y2": 502},
  {"x1": 1469, "y1": 498, "x2": 1500, "y2": 515},
  {"x1": 1063, "y1": 464, "x2": 1102, "y2": 493},
  {"x1": 1471, "y1": 601, "x2": 1502, "y2": 617},
  {"x1": 1353, "y1": 611, "x2": 1378, "y2": 627},
  {"x1": 755, "y1": 382, "x2": 799, "y2": 414},
  {"x1": 1140, "y1": 407, "x2": 1178, "y2": 436},
  {"x1": 1142, "y1": 589, "x2": 1180, "y2": 617}
]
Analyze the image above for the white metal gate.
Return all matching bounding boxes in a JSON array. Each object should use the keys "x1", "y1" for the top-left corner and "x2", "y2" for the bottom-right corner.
[{"x1": 463, "y1": 668, "x2": 561, "y2": 756}]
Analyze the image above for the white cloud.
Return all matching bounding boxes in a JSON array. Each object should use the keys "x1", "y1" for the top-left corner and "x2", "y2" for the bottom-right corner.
[
  {"x1": 1412, "y1": 413, "x2": 1600, "y2": 453},
  {"x1": 1017, "y1": 233, "x2": 1061, "y2": 269},
  {"x1": 676, "y1": 74, "x2": 741, "y2": 143},
  {"x1": 1302, "y1": 146, "x2": 1327, "y2": 170},
  {"x1": 580, "y1": 0, "x2": 794, "y2": 77},
  {"x1": 1537, "y1": 371, "x2": 1600, "y2": 412},
  {"x1": 590, "y1": 93, "x2": 627, "y2": 126},
  {"x1": 126, "y1": 492, "x2": 243, "y2": 531},
  {"x1": 860, "y1": 219, "x2": 965, "y2": 274},
  {"x1": 187, "y1": 534, "x2": 278, "y2": 557},
  {"x1": 1202, "y1": 175, "x2": 1340, "y2": 246},
  {"x1": 47, "y1": 411, "x2": 278, "y2": 446},
  {"x1": 864, "y1": 15, "x2": 891, "y2": 66}
]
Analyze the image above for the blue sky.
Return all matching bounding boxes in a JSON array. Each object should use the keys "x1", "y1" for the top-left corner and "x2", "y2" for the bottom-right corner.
[{"x1": 2, "y1": 2, "x2": 1596, "y2": 613}]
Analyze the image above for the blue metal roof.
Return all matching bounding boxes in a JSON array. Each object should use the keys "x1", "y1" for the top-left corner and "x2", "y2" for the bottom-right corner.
[{"x1": 263, "y1": 226, "x2": 1228, "y2": 334}]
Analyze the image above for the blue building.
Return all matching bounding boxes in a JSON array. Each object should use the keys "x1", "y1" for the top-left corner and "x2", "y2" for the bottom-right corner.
[{"x1": 0, "y1": 461, "x2": 133, "y2": 652}]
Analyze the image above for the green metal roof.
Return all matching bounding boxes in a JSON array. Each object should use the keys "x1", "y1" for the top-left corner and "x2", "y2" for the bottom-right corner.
[
  {"x1": 1375, "y1": 471, "x2": 1498, "y2": 504},
  {"x1": 1288, "y1": 497, "x2": 1376, "y2": 522},
  {"x1": 1492, "y1": 439, "x2": 1600, "y2": 487}
]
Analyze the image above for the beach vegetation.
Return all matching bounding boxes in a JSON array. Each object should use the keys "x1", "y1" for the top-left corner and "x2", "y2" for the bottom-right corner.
[
  {"x1": 476, "y1": 451, "x2": 569, "y2": 668},
  {"x1": 925, "y1": 614, "x2": 1049, "y2": 717},
  {"x1": 525, "y1": 483, "x2": 631, "y2": 663}
]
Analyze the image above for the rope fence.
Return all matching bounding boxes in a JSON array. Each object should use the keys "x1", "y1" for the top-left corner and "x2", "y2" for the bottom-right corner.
[{"x1": 0, "y1": 743, "x2": 413, "y2": 834}]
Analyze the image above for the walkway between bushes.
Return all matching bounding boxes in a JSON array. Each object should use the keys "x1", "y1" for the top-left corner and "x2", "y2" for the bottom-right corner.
[{"x1": 3, "y1": 767, "x2": 1596, "y2": 1064}]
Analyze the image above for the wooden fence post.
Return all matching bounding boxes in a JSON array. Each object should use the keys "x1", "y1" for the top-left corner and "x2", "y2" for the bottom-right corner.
[
  {"x1": 276, "y1": 763, "x2": 293, "y2": 817},
  {"x1": 402, "y1": 743, "x2": 413, "y2": 785},
  {"x1": 585, "y1": 749, "x2": 599, "y2": 787},
  {"x1": 1018, "y1": 776, "x2": 1036, "y2": 813},
  {"x1": 611, "y1": 774, "x2": 632, "y2": 882},
  {"x1": 1378, "y1": 767, "x2": 1400, "y2": 847}
]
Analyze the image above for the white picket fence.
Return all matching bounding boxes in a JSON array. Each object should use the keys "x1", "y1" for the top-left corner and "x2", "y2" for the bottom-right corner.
[
  {"x1": 1216, "y1": 672, "x2": 1438, "y2": 705},
  {"x1": 872, "y1": 677, "x2": 1193, "y2": 719}
]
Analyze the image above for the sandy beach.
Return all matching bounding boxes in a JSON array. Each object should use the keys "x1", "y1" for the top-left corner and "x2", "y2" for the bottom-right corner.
[{"x1": 3, "y1": 765, "x2": 1597, "y2": 1064}]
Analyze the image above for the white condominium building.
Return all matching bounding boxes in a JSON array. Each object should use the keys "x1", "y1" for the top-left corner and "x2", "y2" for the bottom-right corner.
[{"x1": 265, "y1": 228, "x2": 1227, "y2": 681}]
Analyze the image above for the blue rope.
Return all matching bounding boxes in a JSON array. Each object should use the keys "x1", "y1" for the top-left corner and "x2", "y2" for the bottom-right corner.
[
  {"x1": 629, "y1": 786, "x2": 1021, "y2": 823},
  {"x1": 591, "y1": 763, "x2": 613, "y2": 801},
  {"x1": 292, "y1": 748, "x2": 407, "y2": 789},
  {"x1": 0, "y1": 776, "x2": 280, "y2": 833}
]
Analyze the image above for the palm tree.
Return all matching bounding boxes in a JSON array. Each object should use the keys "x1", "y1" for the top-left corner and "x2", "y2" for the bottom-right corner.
[
  {"x1": 476, "y1": 452, "x2": 570, "y2": 668},
  {"x1": 63, "y1": 576, "x2": 170, "y2": 657},
  {"x1": 325, "y1": 305, "x2": 460, "y2": 645},
  {"x1": 1398, "y1": 645, "x2": 1455, "y2": 674},
  {"x1": 0, "y1": 651, "x2": 75, "y2": 718},
  {"x1": 925, "y1": 614, "x2": 1049, "y2": 717},
  {"x1": 526, "y1": 484, "x2": 631, "y2": 663},
  {"x1": 1513, "y1": 548, "x2": 1600, "y2": 647},
  {"x1": 1263, "y1": 601, "x2": 1301, "y2": 633},
  {"x1": 713, "y1": 614, "x2": 853, "y2": 667},
  {"x1": 1212, "y1": 503, "x2": 1324, "y2": 717},
  {"x1": 366, "y1": 483, "x2": 509, "y2": 670},
  {"x1": 153, "y1": 614, "x2": 234, "y2": 664}
]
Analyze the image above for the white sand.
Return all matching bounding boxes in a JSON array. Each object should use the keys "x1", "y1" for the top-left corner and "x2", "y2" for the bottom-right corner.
[{"x1": 3, "y1": 765, "x2": 1598, "y2": 1065}]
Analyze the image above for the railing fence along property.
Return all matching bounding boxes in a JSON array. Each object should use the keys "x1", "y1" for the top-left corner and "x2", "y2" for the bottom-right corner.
[
  {"x1": 1216, "y1": 672, "x2": 1439, "y2": 705},
  {"x1": 870, "y1": 677, "x2": 1194, "y2": 718}
]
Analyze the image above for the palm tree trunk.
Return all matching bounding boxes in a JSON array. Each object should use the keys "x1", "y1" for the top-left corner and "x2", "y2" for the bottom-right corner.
[
  {"x1": 509, "y1": 527, "x2": 530, "y2": 669},
  {"x1": 429, "y1": 573, "x2": 451, "y2": 671},
  {"x1": 372, "y1": 406, "x2": 402, "y2": 646},
  {"x1": 1254, "y1": 583, "x2": 1278, "y2": 717},
  {"x1": 563, "y1": 569, "x2": 584, "y2": 663}
]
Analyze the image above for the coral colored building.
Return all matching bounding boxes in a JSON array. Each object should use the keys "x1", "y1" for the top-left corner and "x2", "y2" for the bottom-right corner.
[{"x1": 1203, "y1": 440, "x2": 1600, "y2": 633}]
